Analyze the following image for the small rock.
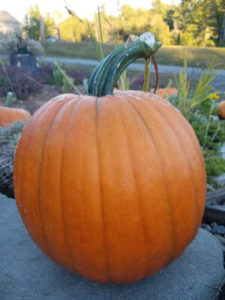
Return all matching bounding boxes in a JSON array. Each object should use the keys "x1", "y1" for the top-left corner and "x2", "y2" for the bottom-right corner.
[
  {"x1": 211, "y1": 222, "x2": 218, "y2": 226},
  {"x1": 210, "y1": 224, "x2": 225, "y2": 235},
  {"x1": 201, "y1": 223, "x2": 211, "y2": 232}
]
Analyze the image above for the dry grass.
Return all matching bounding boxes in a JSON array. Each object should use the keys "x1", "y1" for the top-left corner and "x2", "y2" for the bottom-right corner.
[{"x1": 42, "y1": 41, "x2": 225, "y2": 69}]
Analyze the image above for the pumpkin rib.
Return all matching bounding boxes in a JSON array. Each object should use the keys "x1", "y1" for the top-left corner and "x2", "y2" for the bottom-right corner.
[
  {"x1": 173, "y1": 117, "x2": 206, "y2": 226},
  {"x1": 115, "y1": 97, "x2": 151, "y2": 279},
  {"x1": 60, "y1": 96, "x2": 110, "y2": 281},
  {"x1": 59, "y1": 97, "x2": 83, "y2": 272},
  {"x1": 151, "y1": 97, "x2": 206, "y2": 217},
  {"x1": 95, "y1": 96, "x2": 112, "y2": 282},
  {"x1": 115, "y1": 95, "x2": 176, "y2": 275},
  {"x1": 126, "y1": 98, "x2": 175, "y2": 263},
  {"x1": 144, "y1": 98, "x2": 199, "y2": 243},
  {"x1": 37, "y1": 98, "x2": 76, "y2": 262},
  {"x1": 15, "y1": 99, "x2": 59, "y2": 255}
]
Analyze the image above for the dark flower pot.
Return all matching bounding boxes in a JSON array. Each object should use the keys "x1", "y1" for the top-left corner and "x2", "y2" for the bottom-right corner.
[
  {"x1": 18, "y1": 54, "x2": 39, "y2": 76},
  {"x1": 9, "y1": 54, "x2": 19, "y2": 66}
]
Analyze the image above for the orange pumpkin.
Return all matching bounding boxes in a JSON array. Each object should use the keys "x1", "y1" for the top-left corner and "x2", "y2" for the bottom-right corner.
[
  {"x1": 0, "y1": 106, "x2": 31, "y2": 127},
  {"x1": 151, "y1": 87, "x2": 178, "y2": 98},
  {"x1": 14, "y1": 33, "x2": 206, "y2": 284},
  {"x1": 219, "y1": 101, "x2": 225, "y2": 119}
]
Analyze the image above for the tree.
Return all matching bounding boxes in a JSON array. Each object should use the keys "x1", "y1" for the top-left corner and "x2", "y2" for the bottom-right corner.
[
  {"x1": 114, "y1": 4, "x2": 172, "y2": 44},
  {"x1": 175, "y1": 0, "x2": 216, "y2": 46},
  {"x1": 23, "y1": 4, "x2": 57, "y2": 40},
  {"x1": 54, "y1": 11, "x2": 63, "y2": 40},
  {"x1": 23, "y1": 4, "x2": 40, "y2": 40},
  {"x1": 44, "y1": 0, "x2": 225, "y2": 47},
  {"x1": 59, "y1": 16, "x2": 89, "y2": 42},
  {"x1": 212, "y1": 0, "x2": 225, "y2": 45}
]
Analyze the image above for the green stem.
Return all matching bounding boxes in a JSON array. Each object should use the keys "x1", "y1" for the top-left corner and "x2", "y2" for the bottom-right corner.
[
  {"x1": 143, "y1": 57, "x2": 151, "y2": 92},
  {"x1": 6, "y1": 92, "x2": 14, "y2": 107},
  {"x1": 88, "y1": 32, "x2": 162, "y2": 97},
  {"x1": 204, "y1": 99, "x2": 215, "y2": 143},
  {"x1": 54, "y1": 62, "x2": 81, "y2": 95},
  {"x1": 97, "y1": 7, "x2": 105, "y2": 60}
]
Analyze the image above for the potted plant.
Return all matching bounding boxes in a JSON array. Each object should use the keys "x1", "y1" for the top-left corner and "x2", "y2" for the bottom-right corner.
[{"x1": 0, "y1": 34, "x2": 44, "y2": 75}]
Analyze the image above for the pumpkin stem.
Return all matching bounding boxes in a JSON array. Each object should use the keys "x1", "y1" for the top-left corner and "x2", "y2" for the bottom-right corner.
[{"x1": 88, "y1": 32, "x2": 162, "y2": 97}]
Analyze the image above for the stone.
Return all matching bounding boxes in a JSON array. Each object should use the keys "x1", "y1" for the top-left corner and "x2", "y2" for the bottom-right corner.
[
  {"x1": 201, "y1": 223, "x2": 211, "y2": 232},
  {"x1": 0, "y1": 194, "x2": 224, "y2": 300},
  {"x1": 211, "y1": 224, "x2": 225, "y2": 235}
]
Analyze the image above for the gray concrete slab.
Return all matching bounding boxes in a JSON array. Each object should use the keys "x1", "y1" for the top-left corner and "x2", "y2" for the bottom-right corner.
[{"x1": 0, "y1": 193, "x2": 224, "y2": 300}]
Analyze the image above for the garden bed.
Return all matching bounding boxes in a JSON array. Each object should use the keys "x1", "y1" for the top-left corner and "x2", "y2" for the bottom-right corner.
[{"x1": 0, "y1": 84, "x2": 60, "y2": 114}]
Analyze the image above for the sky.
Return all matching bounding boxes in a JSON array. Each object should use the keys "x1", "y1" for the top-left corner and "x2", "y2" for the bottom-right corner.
[{"x1": 1, "y1": 0, "x2": 180, "y2": 22}]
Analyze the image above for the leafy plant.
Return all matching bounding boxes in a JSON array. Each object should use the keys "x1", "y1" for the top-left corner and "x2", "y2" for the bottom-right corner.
[
  {"x1": 53, "y1": 62, "x2": 81, "y2": 94},
  {"x1": 0, "y1": 64, "x2": 42, "y2": 100},
  {"x1": 0, "y1": 121, "x2": 25, "y2": 147},
  {"x1": 0, "y1": 34, "x2": 44, "y2": 56},
  {"x1": 168, "y1": 61, "x2": 225, "y2": 188},
  {"x1": 0, "y1": 121, "x2": 26, "y2": 198},
  {"x1": 170, "y1": 60, "x2": 218, "y2": 117}
]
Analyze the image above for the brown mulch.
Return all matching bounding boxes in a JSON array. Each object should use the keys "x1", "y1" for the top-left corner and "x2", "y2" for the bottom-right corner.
[{"x1": 0, "y1": 84, "x2": 82, "y2": 115}]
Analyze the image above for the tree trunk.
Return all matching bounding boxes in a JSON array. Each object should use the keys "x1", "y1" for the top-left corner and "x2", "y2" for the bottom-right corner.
[
  {"x1": 56, "y1": 26, "x2": 61, "y2": 40},
  {"x1": 220, "y1": 15, "x2": 225, "y2": 46},
  {"x1": 40, "y1": 15, "x2": 45, "y2": 41}
]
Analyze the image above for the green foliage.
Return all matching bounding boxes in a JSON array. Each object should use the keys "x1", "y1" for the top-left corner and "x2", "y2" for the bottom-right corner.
[
  {"x1": 171, "y1": 60, "x2": 217, "y2": 117},
  {"x1": 65, "y1": 5, "x2": 106, "y2": 61},
  {"x1": 115, "y1": 4, "x2": 172, "y2": 44},
  {"x1": 192, "y1": 113, "x2": 225, "y2": 187},
  {"x1": 169, "y1": 61, "x2": 225, "y2": 188},
  {"x1": 59, "y1": 15, "x2": 90, "y2": 42},
  {"x1": 204, "y1": 149, "x2": 225, "y2": 178},
  {"x1": 53, "y1": 1, "x2": 225, "y2": 46},
  {"x1": 175, "y1": 0, "x2": 225, "y2": 46},
  {"x1": 53, "y1": 62, "x2": 80, "y2": 94},
  {"x1": 0, "y1": 34, "x2": 44, "y2": 56},
  {"x1": 118, "y1": 70, "x2": 130, "y2": 90},
  {"x1": 21, "y1": 0, "x2": 225, "y2": 46},
  {"x1": 66, "y1": 5, "x2": 132, "y2": 89},
  {"x1": 23, "y1": 4, "x2": 57, "y2": 40},
  {"x1": 0, "y1": 121, "x2": 25, "y2": 147}
]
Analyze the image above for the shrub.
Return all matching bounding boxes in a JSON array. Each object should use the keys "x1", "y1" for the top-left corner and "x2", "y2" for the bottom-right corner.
[
  {"x1": 0, "y1": 34, "x2": 44, "y2": 56},
  {"x1": 169, "y1": 61, "x2": 225, "y2": 188},
  {"x1": 39, "y1": 63, "x2": 91, "y2": 86},
  {"x1": 0, "y1": 121, "x2": 25, "y2": 198},
  {"x1": 0, "y1": 65, "x2": 42, "y2": 100}
]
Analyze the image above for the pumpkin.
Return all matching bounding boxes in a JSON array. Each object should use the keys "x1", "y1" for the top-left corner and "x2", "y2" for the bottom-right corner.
[
  {"x1": 14, "y1": 32, "x2": 206, "y2": 284},
  {"x1": 152, "y1": 87, "x2": 178, "y2": 98},
  {"x1": 0, "y1": 106, "x2": 31, "y2": 127},
  {"x1": 219, "y1": 101, "x2": 225, "y2": 119}
]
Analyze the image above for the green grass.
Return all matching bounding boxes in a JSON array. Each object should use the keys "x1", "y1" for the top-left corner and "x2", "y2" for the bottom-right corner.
[
  {"x1": 42, "y1": 41, "x2": 115, "y2": 61},
  {"x1": 42, "y1": 41, "x2": 225, "y2": 69}
]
